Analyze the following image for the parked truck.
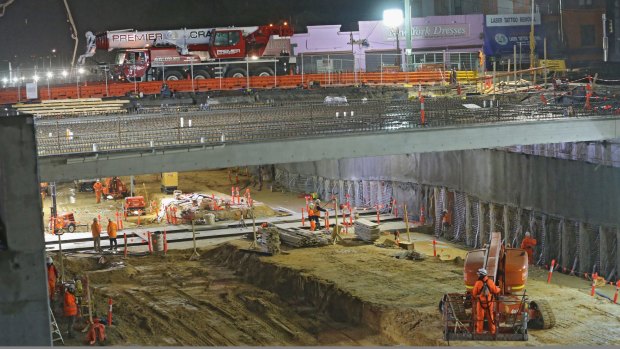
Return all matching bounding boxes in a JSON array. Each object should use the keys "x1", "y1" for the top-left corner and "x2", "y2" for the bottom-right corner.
[{"x1": 78, "y1": 23, "x2": 294, "y2": 82}]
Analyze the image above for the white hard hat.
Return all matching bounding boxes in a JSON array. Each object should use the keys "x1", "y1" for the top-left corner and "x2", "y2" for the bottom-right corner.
[
  {"x1": 525, "y1": 231, "x2": 531, "y2": 237},
  {"x1": 46, "y1": 257, "x2": 53, "y2": 264},
  {"x1": 477, "y1": 268, "x2": 488, "y2": 276}
]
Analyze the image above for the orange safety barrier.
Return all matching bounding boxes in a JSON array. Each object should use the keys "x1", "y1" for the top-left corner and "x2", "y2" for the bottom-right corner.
[
  {"x1": 108, "y1": 298, "x2": 113, "y2": 326},
  {"x1": 590, "y1": 272, "x2": 598, "y2": 296},
  {"x1": 547, "y1": 259, "x2": 555, "y2": 284},
  {"x1": 0, "y1": 71, "x2": 465, "y2": 105},
  {"x1": 147, "y1": 231, "x2": 152, "y2": 253},
  {"x1": 163, "y1": 229, "x2": 168, "y2": 254},
  {"x1": 433, "y1": 238, "x2": 437, "y2": 257}
]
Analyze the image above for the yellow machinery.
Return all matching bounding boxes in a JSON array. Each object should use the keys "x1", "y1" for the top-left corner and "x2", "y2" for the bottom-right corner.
[{"x1": 161, "y1": 172, "x2": 178, "y2": 194}]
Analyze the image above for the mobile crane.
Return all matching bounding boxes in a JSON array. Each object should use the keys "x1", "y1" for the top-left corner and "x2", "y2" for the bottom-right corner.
[
  {"x1": 440, "y1": 232, "x2": 555, "y2": 341},
  {"x1": 78, "y1": 23, "x2": 294, "y2": 82}
]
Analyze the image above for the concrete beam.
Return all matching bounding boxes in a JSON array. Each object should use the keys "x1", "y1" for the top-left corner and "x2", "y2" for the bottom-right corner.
[
  {"x1": 39, "y1": 117, "x2": 620, "y2": 182},
  {"x1": 0, "y1": 117, "x2": 51, "y2": 345}
]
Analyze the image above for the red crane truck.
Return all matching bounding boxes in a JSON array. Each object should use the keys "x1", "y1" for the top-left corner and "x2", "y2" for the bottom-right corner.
[{"x1": 78, "y1": 23, "x2": 294, "y2": 82}]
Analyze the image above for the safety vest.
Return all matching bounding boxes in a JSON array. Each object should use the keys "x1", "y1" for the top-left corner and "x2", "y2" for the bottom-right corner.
[
  {"x1": 107, "y1": 222, "x2": 118, "y2": 238},
  {"x1": 47, "y1": 265, "x2": 57, "y2": 284},
  {"x1": 63, "y1": 291, "x2": 78, "y2": 316},
  {"x1": 91, "y1": 222, "x2": 101, "y2": 237},
  {"x1": 476, "y1": 279, "x2": 495, "y2": 308},
  {"x1": 308, "y1": 204, "x2": 316, "y2": 216}
]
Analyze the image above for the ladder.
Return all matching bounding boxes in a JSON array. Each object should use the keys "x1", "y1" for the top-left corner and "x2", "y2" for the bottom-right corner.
[{"x1": 50, "y1": 305, "x2": 64, "y2": 345}]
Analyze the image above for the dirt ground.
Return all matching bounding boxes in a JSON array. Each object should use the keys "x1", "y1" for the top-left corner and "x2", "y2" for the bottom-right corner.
[
  {"x1": 49, "y1": 169, "x2": 620, "y2": 346},
  {"x1": 42, "y1": 169, "x2": 281, "y2": 234},
  {"x1": 58, "y1": 250, "x2": 394, "y2": 346}
]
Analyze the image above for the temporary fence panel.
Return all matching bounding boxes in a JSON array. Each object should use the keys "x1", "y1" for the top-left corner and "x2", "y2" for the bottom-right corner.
[{"x1": 364, "y1": 52, "x2": 400, "y2": 73}]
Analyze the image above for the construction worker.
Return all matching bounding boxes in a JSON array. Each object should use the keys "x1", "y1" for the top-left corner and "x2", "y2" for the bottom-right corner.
[
  {"x1": 441, "y1": 210, "x2": 451, "y2": 235},
  {"x1": 309, "y1": 199, "x2": 328, "y2": 231},
  {"x1": 520, "y1": 231, "x2": 537, "y2": 265},
  {"x1": 107, "y1": 218, "x2": 118, "y2": 251},
  {"x1": 46, "y1": 257, "x2": 59, "y2": 302},
  {"x1": 93, "y1": 180, "x2": 103, "y2": 204},
  {"x1": 472, "y1": 268, "x2": 500, "y2": 334},
  {"x1": 63, "y1": 284, "x2": 78, "y2": 338},
  {"x1": 91, "y1": 218, "x2": 102, "y2": 252},
  {"x1": 307, "y1": 200, "x2": 320, "y2": 231},
  {"x1": 450, "y1": 67, "x2": 457, "y2": 85}
]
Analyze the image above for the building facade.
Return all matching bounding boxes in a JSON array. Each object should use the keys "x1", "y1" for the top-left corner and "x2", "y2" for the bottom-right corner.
[{"x1": 291, "y1": 14, "x2": 484, "y2": 73}]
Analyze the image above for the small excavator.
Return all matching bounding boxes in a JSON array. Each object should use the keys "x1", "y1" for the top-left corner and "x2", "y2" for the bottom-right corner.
[{"x1": 440, "y1": 232, "x2": 555, "y2": 341}]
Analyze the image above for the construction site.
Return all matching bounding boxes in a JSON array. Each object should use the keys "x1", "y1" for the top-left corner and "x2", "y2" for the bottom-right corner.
[
  {"x1": 4, "y1": 75, "x2": 615, "y2": 346},
  {"x1": 2, "y1": 0, "x2": 620, "y2": 346}
]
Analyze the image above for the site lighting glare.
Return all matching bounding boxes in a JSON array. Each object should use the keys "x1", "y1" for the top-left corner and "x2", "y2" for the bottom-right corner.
[
  {"x1": 33, "y1": 75, "x2": 40, "y2": 82},
  {"x1": 1, "y1": 77, "x2": 6, "y2": 84},
  {"x1": 251, "y1": 55, "x2": 259, "y2": 60},
  {"x1": 78, "y1": 67, "x2": 85, "y2": 74},
  {"x1": 383, "y1": 9, "x2": 404, "y2": 28},
  {"x1": 62, "y1": 70, "x2": 68, "y2": 77},
  {"x1": 46, "y1": 71, "x2": 53, "y2": 79}
]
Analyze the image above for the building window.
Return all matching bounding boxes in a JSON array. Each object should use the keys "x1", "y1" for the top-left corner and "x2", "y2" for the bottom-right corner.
[{"x1": 580, "y1": 25, "x2": 595, "y2": 47}]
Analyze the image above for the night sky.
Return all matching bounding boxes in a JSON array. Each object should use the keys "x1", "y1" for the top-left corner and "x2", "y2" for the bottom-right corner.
[{"x1": 0, "y1": 0, "x2": 401, "y2": 68}]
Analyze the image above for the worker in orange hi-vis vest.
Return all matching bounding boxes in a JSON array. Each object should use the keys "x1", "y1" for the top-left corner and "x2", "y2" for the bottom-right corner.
[
  {"x1": 91, "y1": 218, "x2": 102, "y2": 252},
  {"x1": 472, "y1": 268, "x2": 501, "y2": 334},
  {"x1": 107, "y1": 218, "x2": 118, "y2": 251},
  {"x1": 93, "y1": 180, "x2": 103, "y2": 204},
  {"x1": 520, "y1": 231, "x2": 537, "y2": 264},
  {"x1": 63, "y1": 285, "x2": 78, "y2": 338},
  {"x1": 46, "y1": 257, "x2": 59, "y2": 302}
]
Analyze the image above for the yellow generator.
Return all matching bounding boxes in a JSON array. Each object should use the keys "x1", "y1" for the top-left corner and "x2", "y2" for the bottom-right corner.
[{"x1": 161, "y1": 172, "x2": 178, "y2": 194}]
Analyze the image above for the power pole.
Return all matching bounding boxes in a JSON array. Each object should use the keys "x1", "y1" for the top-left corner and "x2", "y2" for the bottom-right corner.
[
  {"x1": 529, "y1": 0, "x2": 536, "y2": 69},
  {"x1": 404, "y1": 0, "x2": 412, "y2": 72}
]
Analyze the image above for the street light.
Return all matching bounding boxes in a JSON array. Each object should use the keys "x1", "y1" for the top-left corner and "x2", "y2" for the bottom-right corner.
[
  {"x1": 383, "y1": 9, "x2": 404, "y2": 71},
  {"x1": 76, "y1": 67, "x2": 84, "y2": 99},
  {"x1": 46, "y1": 71, "x2": 53, "y2": 99}
]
